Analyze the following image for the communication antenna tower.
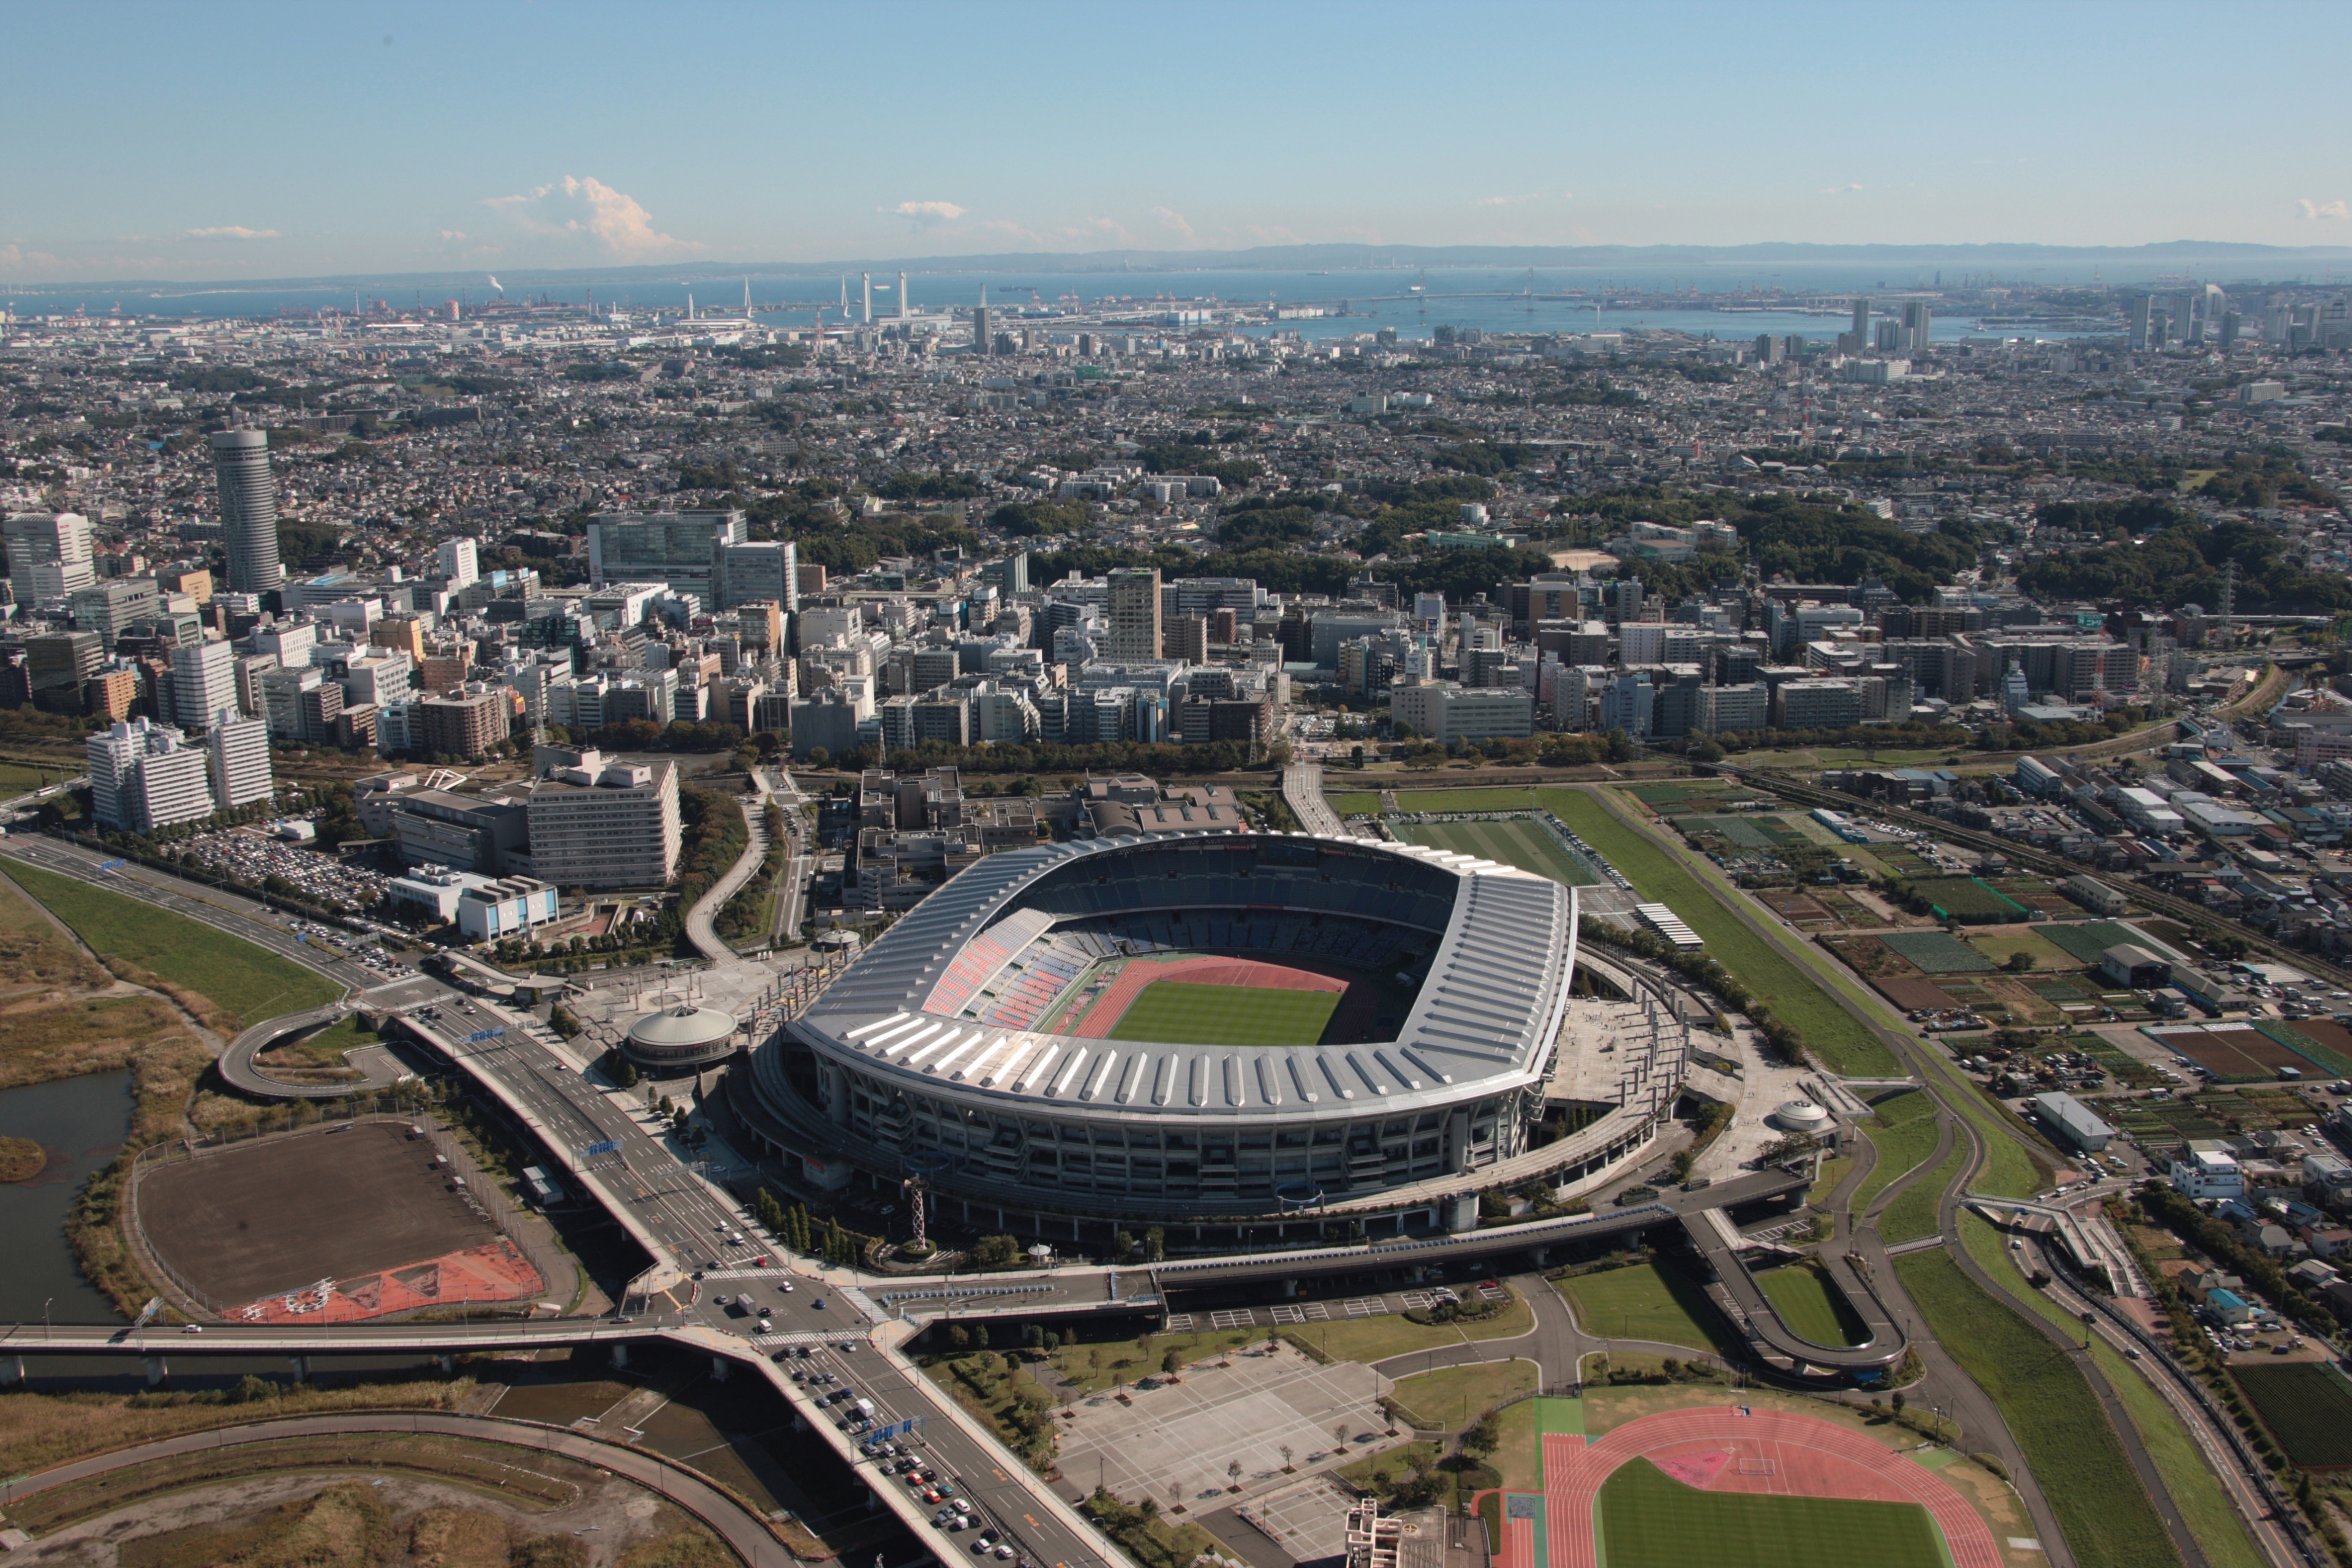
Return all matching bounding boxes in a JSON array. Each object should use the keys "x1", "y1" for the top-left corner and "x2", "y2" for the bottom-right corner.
[{"x1": 2217, "y1": 558, "x2": 2238, "y2": 641}]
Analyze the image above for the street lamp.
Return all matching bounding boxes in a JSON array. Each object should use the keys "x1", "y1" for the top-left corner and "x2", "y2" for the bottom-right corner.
[{"x1": 42, "y1": 1299, "x2": 50, "y2": 1343}]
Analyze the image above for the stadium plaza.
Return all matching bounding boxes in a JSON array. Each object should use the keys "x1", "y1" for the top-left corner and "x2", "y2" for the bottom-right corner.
[{"x1": 729, "y1": 832, "x2": 1692, "y2": 1250}]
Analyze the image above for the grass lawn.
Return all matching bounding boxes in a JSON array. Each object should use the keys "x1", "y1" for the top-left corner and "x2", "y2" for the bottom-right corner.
[
  {"x1": 1854, "y1": 1091, "x2": 1943, "y2": 1215},
  {"x1": 1108, "y1": 981, "x2": 1341, "y2": 1046},
  {"x1": 1555, "y1": 1262, "x2": 1743, "y2": 1357},
  {"x1": 1390, "y1": 817, "x2": 1601, "y2": 886},
  {"x1": 1894, "y1": 1241, "x2": 2177, "y2": 1568},
  {"x1": 255, "y1": 1015, "x2": 375, "y2": 1073},
  {"x1": 1327, "y1": 791, "x2": 1384, "y2": 816},
  {"x1": 1597, "y1": 1456, "x2": 1950, "y2": 1568},
  {"x1": 1755, "y1": 1265, "x2": 1869, "y2": 1348},
  {"x1": 1363, "y1": 787, "x2": 1549, "y2": 815},
  {"x1": 0, "y1": 859, "x2": 341, "y2": 1031},
  {"x1": 1879, "y1": 1139, "x2": 1966, "y2": 1245},
  {"x1": 1049, "y1": 1327, "x2": 1267, "y2": 1392},
  {"x1": 1534, "y1": 788, "x2": 1896, "y2": 1076},
  {"x1": 1284, "y1": 1296, "x2": 1534, "y2": 1367},
  {"x1": 1387, "y1": 1360, "x2": 1537, "y2": 1432},
  {"x1": 1808, "y1": 1152, "x2": 1855, "y2": 1206},
  {"x1": 1954, "y1": 1213, "x2": 2263, "y2": 1568}
]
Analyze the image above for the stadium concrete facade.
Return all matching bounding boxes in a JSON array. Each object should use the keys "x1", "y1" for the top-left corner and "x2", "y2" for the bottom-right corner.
[{"x1": 735, "y1": 833, "x2": 1670, "y2": 1245}]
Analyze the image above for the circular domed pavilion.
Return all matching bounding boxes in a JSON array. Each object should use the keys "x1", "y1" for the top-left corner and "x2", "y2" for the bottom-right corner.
[{"x1": 622, "y1": 1004, "x2": 739, "y2": 1072}]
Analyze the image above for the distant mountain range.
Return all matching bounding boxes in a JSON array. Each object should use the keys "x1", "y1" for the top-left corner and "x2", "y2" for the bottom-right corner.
[{"x1": 23, "y1": 239, "x2": 2352, "y2": 295}]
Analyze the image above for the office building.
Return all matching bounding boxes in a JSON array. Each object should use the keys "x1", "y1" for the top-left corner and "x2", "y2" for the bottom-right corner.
[
  {"x1": 69, "y1": 579, "x2": 159, "y2": 649},
  {"x1": 586, "y1": 510, "x2": 747, "y2": 602},
  {"x1": 971, "y1": 284, "x2": 990, "y2": 358},
  {"x1": 525, "y1": 746, "x2": 683, "y2": 889},
  {"x1": 23, "y1": 630, "x2": 102, "y2": 698},
  {"x1": 1106, "y1": 567, "x2": 1164, "y2": 663},
  {"x1": 1902, "y1": 301, "x2": 1934, "y2": 353},
  {"x1": 210, "y1": 429, "x2": 285, "y2": 595},
  {"x1": 4, "y1": 511, "x2": 94, "y2": 604},
  {"x1": 205, "y1": 710, "x2": 274, "y2": 809},
  {"x1": 168, "y1": 638, "x2": 237, "y2": 733},
  {"x1": 720, "y1": 539, "x2": 799, "y2": 611},
  {"x1": 455, "y1": 876, "x2": 560, "y2": 941},
  {"x1": 435, "y1": 537, "x2": 480, "y2": 588},
  {"x1": 1388, "y1": 680, "x2": 1534, "y2": 744}
]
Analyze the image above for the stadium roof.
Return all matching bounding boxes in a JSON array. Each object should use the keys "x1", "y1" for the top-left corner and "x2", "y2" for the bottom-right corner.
[{"x1": 794, "y1": 832, "x2": 1579, "y2": 1121}]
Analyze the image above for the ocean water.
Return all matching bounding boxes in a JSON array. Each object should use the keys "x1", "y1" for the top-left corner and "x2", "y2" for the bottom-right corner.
[{"x1": 15, "y1": 261, "x2": 2157, "y2": 341}]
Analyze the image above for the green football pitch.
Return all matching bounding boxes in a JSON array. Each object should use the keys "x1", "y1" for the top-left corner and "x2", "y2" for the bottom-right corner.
[
  {"x1": 1597, "y1": 1458, "x2": 1949, "y2": 1568},
  {"x1": 1391, "y1": 817, "x2": 1601, "y2": 888},
  {"x1": 1106, "y1": 981, "x2": 1342, "y2": 1047}
]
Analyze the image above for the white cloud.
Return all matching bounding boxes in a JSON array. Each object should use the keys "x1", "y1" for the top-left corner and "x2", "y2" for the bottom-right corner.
[
  {"x1": 1077, "y1": 216, "x2": 1133, "y2": 246},
  {"x1": 183, "y1": 225, "x2": 280, "y2": 241},
  {"x1": 884, "y1": 200, "x2": 966, "y2": 228},
  {"x1": 439, "y1": 229, "x2": 469, "y2": 242},
  {"x1": 2297, "y1": 198, "x2": 2350, "y2": 220},
  {"x1": 483, "y1": 176, "x2": 699, "y2": 258},
  {"x1": 1152, "y1": 206, "x2": 1196, "y2": 243},
  {"x1": 1815, "y1": 183, "x2": 1866, "y2": 196}
]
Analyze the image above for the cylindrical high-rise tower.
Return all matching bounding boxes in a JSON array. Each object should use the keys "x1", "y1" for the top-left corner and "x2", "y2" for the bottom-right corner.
[{"x1": 209, "y1": 429, "x2": 284, "y2": 595}]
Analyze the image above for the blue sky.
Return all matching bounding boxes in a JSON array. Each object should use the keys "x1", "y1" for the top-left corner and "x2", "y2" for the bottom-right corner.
[{"x1": 6, "y1": 0, "x2": 2351, "y2": 282}]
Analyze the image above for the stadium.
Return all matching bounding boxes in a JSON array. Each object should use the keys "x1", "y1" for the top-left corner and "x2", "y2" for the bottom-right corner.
[{"x1": 738, "y1": 832, "x2": 1673, "y2": 1245}]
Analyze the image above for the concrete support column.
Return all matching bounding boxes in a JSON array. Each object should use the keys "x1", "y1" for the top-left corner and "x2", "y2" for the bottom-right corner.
[
  {"x1": 288, "y1": 1356, "x2": 309, "y2": 1383},
  {"x1": 143, "y1": 1357, "x2": 166, "y2": 1387},
  {"x1": 438, "y1": 1354, "x2": 456, "y2": 1374},
  {"x1": 610, "y1": 1343, "x2": 629, "y2": 1369},
  {"x1": 710, "y1": 1355, "x2": 731, "y2": 1382},
  {"x1": 2, "y1": 1357, "x2": 21, "y2": 1386},
  {"x1": 1280, "y1": 1278, "x2": 1298, "y2": 1298}
]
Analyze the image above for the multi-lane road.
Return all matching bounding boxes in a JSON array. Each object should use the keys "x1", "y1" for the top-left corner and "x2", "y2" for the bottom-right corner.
[{"x1": 0, "y1": 831, "x2": 1112, "y2": 1568}]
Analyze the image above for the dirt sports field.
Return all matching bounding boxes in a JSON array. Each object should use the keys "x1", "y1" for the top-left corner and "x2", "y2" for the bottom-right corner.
[
  {"x1": 1504, "y1": 1406, "x2": 1994, "y2": 1568},
  {"x1": 1066, "y1": 954, "x2": 1374, "y2": 1044},
  {"x1": 137, "y1": 1121, "x2": 525, "y2": 1310}
]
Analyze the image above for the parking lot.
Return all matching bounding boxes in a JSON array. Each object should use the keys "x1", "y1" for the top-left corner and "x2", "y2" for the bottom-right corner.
[{"x1": 183, "y1": 820, "x2": 393, "y2": 916}]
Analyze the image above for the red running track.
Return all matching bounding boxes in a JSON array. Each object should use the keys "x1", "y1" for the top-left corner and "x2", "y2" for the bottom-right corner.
[
  {"x1": 1526, "y1": 1407, "x2": 2000, "y2": 1568},
  {"x1": 1067, "y1": 955, "x2": 1347, "y2": 1040}
]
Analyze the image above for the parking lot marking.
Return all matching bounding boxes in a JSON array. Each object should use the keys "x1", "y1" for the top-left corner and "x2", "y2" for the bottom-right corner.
[
  {"x1": 1398, "y1": 1291, "x2": 1433, "y2": 1310},
  {"x1": 1210, "y1": 1308, "x2": 1254, "y2": 1330},
  {"x1": 1300, "y1": 1301, "x2": 1329, "y2": 1321},
  {"x1": 1341, "y1": 1297, "x2": 1384, "y2": 1317},
  {"x1": 1479, "y1": 1281, "x2": 1508, "y2": 1302},
  {"x1": 1163, "y1": 1313, "x2": 1196, "y2": 1331},
  {"x1": 1270, "y1": 1305, "x2": 1306, "y2": 1325}
]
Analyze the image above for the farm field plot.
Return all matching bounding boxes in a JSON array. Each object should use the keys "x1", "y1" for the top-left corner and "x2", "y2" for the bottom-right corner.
[
  {"x1": 1596, "y1": 1457, "x2": 1950, "y2": 1568},
  {"x1": 1390, "y1": 816, "x2": 1602, "y2": 886},
  {"x1": 2256, "y1": 1019, "x2": 2352, "y2": 1077},
  {"x1": 2146, "y1": 1025, "x2": 2305, "y2": 1083},
  {"x1": 1969, "y1": 929, "x2": 2082, "y2": 971},
  {"x1": 2038, "y1": 921, "x2": 2161, "y2": 966},
  {"x1": 2232, "y1": 1362, "x2": 2352, "y2": 1469},
  {"x1": 1877, "y1": 930, "x2": 1997, "y2": 974},
  {"x1": 1106, "y1": 981, "x2": 1341, "y2": 1047},
  {"x1": 1904, "y1": 877, "x2": 2030, "y2": 924}
]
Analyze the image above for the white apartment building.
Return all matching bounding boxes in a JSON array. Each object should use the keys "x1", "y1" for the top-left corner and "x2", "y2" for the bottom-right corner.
[
  {"x1": 4, "y1": 511, "x2": 95, "y2": 604},
  {"x1": 524, "y1": 747, "x2": 682, "y2": 889},
  {"x1": 168, "y1": 638, "x2": 237, "y2": 733},
  {"x1": 205, "y1": 712, "x2": 275, "y2": 810},
  {"x1": 87, "y1": 718, "x2": 214, "y2": 834},
  {"x1": 1104, "y1": 567, "x2": 1164, "y2": 663}
]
